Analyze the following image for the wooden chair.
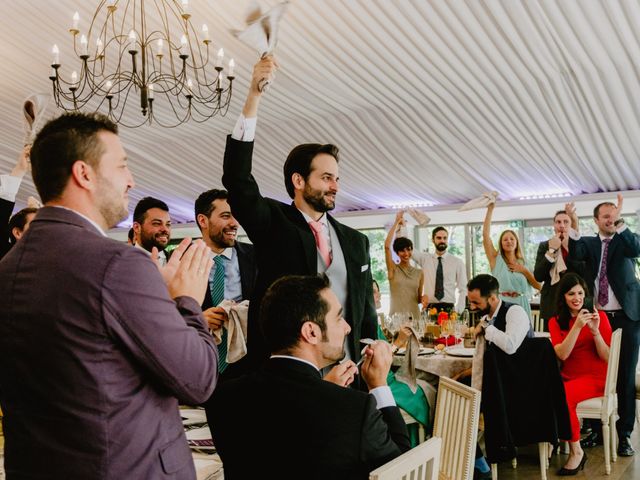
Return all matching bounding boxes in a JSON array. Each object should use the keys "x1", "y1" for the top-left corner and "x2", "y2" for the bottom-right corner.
[
  {"x1": 575, "y1": 328, "x2": 622, "y2": 475},
  {"x1": 531, "y1": 309, "x2": 544, "y2": 333},
  {"x1": 432, "y1": 376, "x2": 481, "y2": 480},
  {"x1": 369, "y1": 436, "x2": 442, "y2": 480}
]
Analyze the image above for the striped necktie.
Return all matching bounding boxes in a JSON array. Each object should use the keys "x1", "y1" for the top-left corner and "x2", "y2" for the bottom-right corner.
[{"x1": 210, "y1": 255, "x2": 227, "y2": 373}]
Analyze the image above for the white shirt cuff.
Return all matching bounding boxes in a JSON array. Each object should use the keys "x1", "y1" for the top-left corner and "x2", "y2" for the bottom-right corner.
[
  {"x1": 545, "y1": 253, "x2": 557, "y2": 263},
  {"x1": 568, "y1": 228, "x2": 581, "y2": 241},
  {"x1": 0, "y1": 174, "x2": 23, "y2": 202},
  {"x1": 231, "y1": 114, "x2": 257, "y2": 142},
  {"x1": 370, "y1": 386, "x2": 396, "y2": 409},
  {"x1": 616, "y1": 224, "x2": 628, "y2": 234}
]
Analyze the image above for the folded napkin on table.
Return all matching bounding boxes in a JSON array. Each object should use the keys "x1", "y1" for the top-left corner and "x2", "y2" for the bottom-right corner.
[
  {"x1": 458, "y1": 191, "x2": 498, "y2": 212},
  {"x1": 211, "y1": 300, "x2": 249, "y2": 363}
]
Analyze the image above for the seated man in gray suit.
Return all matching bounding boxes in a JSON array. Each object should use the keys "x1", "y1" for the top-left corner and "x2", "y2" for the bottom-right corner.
[
  {"x1": 209, "y1": 275, "x2": 410, "y2": 480},
  {"x1": 0, "y1": 112, "x2": 218, "y2": 479}
]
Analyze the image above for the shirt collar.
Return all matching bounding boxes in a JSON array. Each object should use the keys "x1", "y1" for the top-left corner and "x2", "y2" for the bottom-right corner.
[
  {"x1": 211, "y1": 247, "x2": 233, "y2": 260},
  {"x1": 488, "y1": 298, "x2": 503, "y2": 321},
  {"x1": 270, "y1": 354, "x2": 319, "y2": 372},
  {"x1": 598, "y1": 233, "x2": 614, "y2": 242},
  {"x1": 51, "y1": 206, "x2": 107, "y2": 237},
  {"x1": 134, "y1": 242, "x2": 166, "y2": 260},
  {"x1": 298, "y1": 209, "x2": 328, "y2": 228}
]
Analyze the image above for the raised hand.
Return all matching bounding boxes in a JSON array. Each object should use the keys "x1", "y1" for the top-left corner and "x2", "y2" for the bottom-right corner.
[
  {"x1": 11, "y1": 145, "x2": 31, "y2": 177},
  {"x1": 613, "y1": 193, "x2": 624, "y2": 221},
  {"x1": 323, "y1": 361, "x2": 358, "y2": 387},
  {"x1": 360, "y1": 341, "x2": 393, "y2": 389},
  {"x1": 548, "y1": 236, "x2": 562, "y2": 251}
]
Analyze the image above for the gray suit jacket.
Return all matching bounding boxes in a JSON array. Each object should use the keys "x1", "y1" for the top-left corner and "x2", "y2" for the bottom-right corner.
[{"x1": 0, "y1": 207, "x2": 218, "y2": 479}]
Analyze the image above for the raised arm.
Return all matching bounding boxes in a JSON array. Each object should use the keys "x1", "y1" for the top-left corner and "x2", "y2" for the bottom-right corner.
[
  {"x1": 418, "y1": 270, "x2": 427, "y2": 309},
  {"x1": 384, "y1": 211, "x2": 403, "y2": 280},
  {"x1": 565, "y1": 202, "x2": 579, "y2": 232},
  {"x1": 482, "y1": 203, "x2": 498, "y2": 269}
]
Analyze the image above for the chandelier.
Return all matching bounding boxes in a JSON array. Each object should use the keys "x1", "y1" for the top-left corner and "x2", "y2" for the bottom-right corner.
[{"x1": 48, "y1": 0, "x2": 235, "y2": 128}]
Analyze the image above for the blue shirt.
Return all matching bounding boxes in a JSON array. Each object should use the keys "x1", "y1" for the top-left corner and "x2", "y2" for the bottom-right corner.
[{"x1": 210, "y1": 247, "x2": 243, "y2": 302}]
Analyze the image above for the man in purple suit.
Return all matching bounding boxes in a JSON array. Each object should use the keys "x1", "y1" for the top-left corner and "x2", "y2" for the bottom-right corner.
[{"x1": 0, "y1": 112, "x2": 218, "y2": 479}]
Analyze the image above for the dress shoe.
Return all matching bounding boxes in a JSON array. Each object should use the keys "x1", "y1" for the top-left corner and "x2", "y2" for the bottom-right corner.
[
  {"x1": 473, "y1": 468, "x2": 492, "y2": 480},
  {"x1": 580, "y1": 430, "x2": 603, "y2": 448},
  {"x1": 557, "y1": 452, "x2": 587, "y2": 476},
  {"x1": 618, "y1": 437, "x2": 635, "y2": 457}
]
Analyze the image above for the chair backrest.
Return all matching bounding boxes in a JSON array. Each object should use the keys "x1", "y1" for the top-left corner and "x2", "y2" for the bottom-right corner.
[
  {"x1": 369, "y1": 436, "x2": 442, "y2": 480},
  {"x1": 604, "y1": 329, "x2": 623, "y2": 398},
  {"x1": 432, "y1": 377, "x2": 481, "y2": 480},
  {"x1": 531, "y1": 309, "x2": 544, "y2": 332}
]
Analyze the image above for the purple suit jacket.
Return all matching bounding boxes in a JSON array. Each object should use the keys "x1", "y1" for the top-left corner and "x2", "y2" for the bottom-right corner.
[{"x1": 0, "y1": 207, "x2": 218, "y2": 479}]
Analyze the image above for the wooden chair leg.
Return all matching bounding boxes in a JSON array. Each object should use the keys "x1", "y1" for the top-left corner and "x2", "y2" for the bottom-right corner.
[
  {"x1": 491, "y1": 463, "x2": 498, "y2": 480},
  {"x1": 611, "y1": 414, "x2": 617, "y2": 463},
  {"x1": 511, "y1": 458, "x2": 517, "y2": 468},
  {"x1": 603, "y1": 417, "x2": 611, "y2": 475},
  {"x1": 538, "y1": 443, "x2": 548, "y2": 480}
]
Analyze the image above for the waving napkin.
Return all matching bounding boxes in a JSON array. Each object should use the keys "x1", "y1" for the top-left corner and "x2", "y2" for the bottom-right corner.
[
  {"x1": 458, "y1": 191, "x2": 498, "y2": 212},
  {"x1": 550, "y1": 250, "x2": 567, "y2": 285},
  {"x1": 395, "y1": 327, "x2": 421, "y2": 394},
  {"x1": 23, "y1": 94, "x2": 54, "y2": 146},
  {"x1": 211, "y1": 300, "x2": 250, "y2": 363},
  {"x1": 233, "y1": 1, "x2": 289, "y2": 91},
  {"x1": 406, "y1": 208, "x2": 431, "y2": 226}
]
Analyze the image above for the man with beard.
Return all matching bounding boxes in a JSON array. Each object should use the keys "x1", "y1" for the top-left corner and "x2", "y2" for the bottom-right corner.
[
  {"x1": 533, "y1": 203, "x2": 584, "y2": 330},
  {"x1": 133, "y1": 196, "x2": 172, "y2": 266},
  {"x1": 194, "y1": 189, "x2": 256, "y2": 377},
  {"x1": 208, "y1": 275, "x2": 409, "y2": 480},
  {"x1": 221, "y1": 56, "x2": 377, "y2": 384},
  {"x1": 0, "y1": 112, "x2": 218, "y2": 479},
  {"x1": 409, "y1": 224, "x2": 467, "y2": 313}
]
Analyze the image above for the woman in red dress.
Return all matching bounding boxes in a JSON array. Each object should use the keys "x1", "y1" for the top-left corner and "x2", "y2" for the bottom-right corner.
[{"x1": 549, "y1": 273, "x2": 611, "y2": 475}]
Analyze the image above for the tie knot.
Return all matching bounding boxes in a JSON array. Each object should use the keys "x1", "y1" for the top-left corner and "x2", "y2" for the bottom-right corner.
[
  {"x1": 602, "y1": 238, "x2": 611, "y2": 245},
  {"x1": 438, "y1": 256, "x2": 443, "y2": 262},
  {"x1": 214, "y1": 255, "x2": 225, "y2": 266},
  {"x1": 308, "y1": 220, "x2": 323, "y2": 234}
]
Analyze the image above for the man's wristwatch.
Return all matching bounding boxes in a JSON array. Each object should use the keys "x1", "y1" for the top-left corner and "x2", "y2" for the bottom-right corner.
[
  {"x1": 548, "y1": 247, "x2": 558, "y2": 254},
  {"x1": 614, "y1": 219, "x2": 625, "y2": 227}
]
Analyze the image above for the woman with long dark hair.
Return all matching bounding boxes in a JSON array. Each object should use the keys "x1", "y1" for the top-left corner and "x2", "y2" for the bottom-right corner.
[{"x1": 548, "y1": 273, "x2": 611, "y2": 475}]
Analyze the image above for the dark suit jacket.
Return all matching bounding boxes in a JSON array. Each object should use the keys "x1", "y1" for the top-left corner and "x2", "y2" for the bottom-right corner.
[
  {"x1": 0, "y1": 207, "x2": 218, "y2": 480},
  {"x1": 481, "y1": 338, "x2": 571, "y2": 463},
  {"x1": 569, "y1": 229, "x2": 640, "y2": 321},
  {"x1": 200, "y1": 241, "x2": 256, "y2": 311},
  {"x1": 222, "y1": 136, "x2": 378, "y2": 375},
  {"x1": 209, "y1": 357, "x2": 410, "y2": 480},
  {"x1": 0, "y1": 197, "x2": 15, "y2": 259},
  {"x1": 533, "y1": 240, "x2": 586, "y2": 321}
]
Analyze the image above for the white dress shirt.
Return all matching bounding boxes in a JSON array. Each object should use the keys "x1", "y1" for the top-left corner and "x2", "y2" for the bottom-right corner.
[
  {"x1": 412, "y1": 251, "x2": 467, "y2": 312},
  {"x1": 483, "y1": 300, "x2": 530, "y2": 355},
  {"x1": 232, "y1": 114, "x2": 257, "y2": 142},
  {"x1": 134, "y1": 243, "x2": 167, "y2": 266},
  {"x1": 0, "y1": 175, "x2": 22, "y2": 202}
]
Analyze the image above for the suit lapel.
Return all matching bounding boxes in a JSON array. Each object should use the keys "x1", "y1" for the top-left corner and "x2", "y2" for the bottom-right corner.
[{"x1": 284, "y1": 204, "x2": 318, "y2": 274}]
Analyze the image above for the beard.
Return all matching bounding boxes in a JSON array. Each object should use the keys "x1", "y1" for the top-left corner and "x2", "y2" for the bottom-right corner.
[
  {"x1": 471, "y1": 304, "x2": 491, "y2": 317},
  {"x1": 435, "y1": 242, "x2": 448, "y2": 252},
  {"x1": 140, "y1": 231, "x2": 170, "y2": 251},
  {"x1": 303, "y1": 184, "x2": 336, "y2": 213},
  {"x1": 95, "y1": 175, "x2": 128, "y2": 229},
  {"x1": 209, "y1": 228, "x2": 237, "y2": 249}
]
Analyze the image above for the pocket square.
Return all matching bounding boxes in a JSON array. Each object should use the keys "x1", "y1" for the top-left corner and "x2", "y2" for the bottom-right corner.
[{"x1": 361, "y1": 264, "x2": 369, "y2": 272}]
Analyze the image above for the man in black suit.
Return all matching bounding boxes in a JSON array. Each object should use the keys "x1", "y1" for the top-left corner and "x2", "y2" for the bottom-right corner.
[
  {"x1": 194, "y1": 188, "x2": 256, "y2": 377},
  {"x1": 533, "y1": 203, "x2": 584, "y2": 329},
  {"x1": 209, "y1": 274, "x2": 410, "y2": 479},
  {"x1": 221, "y1": 57, "x2": 377, "y2": 385},
  {"x1": 569, "y1": 194, "x2": 640, "y2": 456},
  {"x1": 1, "y1": 146, "x2": 34, "y2": 260}
]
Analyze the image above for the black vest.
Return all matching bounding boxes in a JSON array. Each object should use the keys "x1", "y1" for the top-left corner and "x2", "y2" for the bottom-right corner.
[{"x1": 492, "y1": 301, "x2": 534, "y2": 338}]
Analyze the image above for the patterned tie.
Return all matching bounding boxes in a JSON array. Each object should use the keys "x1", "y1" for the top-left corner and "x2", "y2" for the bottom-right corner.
[
  {"x1": 598, "y1": 238, "x2": 611, "y2": 307},
  {"x1": 210, "y1": 255, "x2": 227, "y2": 373},
  {"x1": 435, "y1": 257, "x2": 444, "y2": 300},
  {"x1": 308, "y1": 220, "x2": 331, "y2": 267}
]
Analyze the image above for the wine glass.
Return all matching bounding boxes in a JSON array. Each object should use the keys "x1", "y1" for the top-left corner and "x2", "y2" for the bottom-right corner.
[
  {"x1": 441, "y1": 319, "x2": 454, "y2": 351},
  {"x1": 453, "y1": 321, "x2": 465, "y2": 347}
]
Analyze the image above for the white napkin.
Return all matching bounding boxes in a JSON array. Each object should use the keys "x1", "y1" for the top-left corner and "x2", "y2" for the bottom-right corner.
[
  {"x1": 211, "y1": 299, "x2": 250, "y2": 363},
  {"x1": 458, "y1": 191, "x2": 498, "y2": 212},
  {"x1": 22, "y1": 94, "x2": 54, "y2": 145},
  {"x1": 471, "y1": 334, "x2": 485, "y2": 392},
  {"x1": 233, "y1": 1, "x2": 289, "y2": 92},
  {"x1": 395, "y1": 327, "x2": 421, "y2": 394},
  {"x1": 550, "y1": 250, "x2": 567, "y2": 285},
  {"x1": 406, "y1": 208, "x2": 431, "y2": 226}
]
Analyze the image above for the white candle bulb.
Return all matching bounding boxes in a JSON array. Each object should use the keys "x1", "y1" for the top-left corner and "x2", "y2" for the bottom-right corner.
[
  {"x1": 180, "y1": 34, "x2": 188, "y2": 49},
  {"x1": 105, "y1": 80, "x2": 113, "y2": 91},
  {"x1": 71, "y1": 71, "x2": 78, "y2": 84},
  {"x1": 187, "y1": 78, "x2": 193, "y2": 90},
  {"x1": 181, "y1": 0, "x2": 190, "y2": 13},
  {"x1": 72, "y1": 12, "x2": 80, "y2": 30},
  {"x1": 156, "y1": 38, "x2": 164, "y2": 56},
  {"x1": 202, "y1": 24, "x2": 210, "y2": 42},
  {"x1": 148, "y1": 83, "x2": 154, "y2": 99},
  {"x1": 80, "y1": 35, "x2": 88, "y2": 55},
  {"x1": 228, "y1": 58, "x2": 235, "y2": 76},
  {"x1": 96, "y1": 38, "x2": 103, "y2": 54},
  {"x1": 52, "y1": 44, "x2": 59, "y2": 64},
  {"x1": 216, "y1": 48, "x2": 224, "y2": 68}
]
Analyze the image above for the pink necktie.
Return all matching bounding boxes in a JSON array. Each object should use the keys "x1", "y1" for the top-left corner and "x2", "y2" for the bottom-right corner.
[{"x1": 308, "y1": 221, "x2": 331, "y2": 267}]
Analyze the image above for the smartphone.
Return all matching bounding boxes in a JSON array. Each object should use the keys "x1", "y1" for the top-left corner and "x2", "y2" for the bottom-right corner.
[{"x1": 583, "y1": 297, "x2": 594, "y2": 312}]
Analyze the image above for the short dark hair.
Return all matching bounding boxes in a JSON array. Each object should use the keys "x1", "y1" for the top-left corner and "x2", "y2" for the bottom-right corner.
[
  {"x1": 432, "y1": 226, "x2": 447, "y2": 240},
  {"x1": 194, "y1": 189, "x2": 229, "y2": 231},
  {"x1": 553, "y1": 210, "x2": 569, "y2": 221},
  {"x1": 467, "y1": 274, "x2": 500, "y2": 298},
  {"x1": 133, "y1": 197, "x2": 169, "y2": 224},
  {"x1": 30, "y1": 112, "x2": 118, "y2": 203},
  {"x1": 7, "y1": 207, "x2": 38, "y2": 244},
  {"x1": 283, "y1": 143, "x2": 339, "y2": 199},
  {"x1": 260, "y1": 275, "x2": 331, "y2": 354},
  {"x1": 392, "y1": 236, "x2": 413, "y2": 253},
  {"x1": 593, "y1": 202, "x2": 615, "y2": 219},
  {"x1": 554, "y1": 273, "x2": 590, "y2": 331}
]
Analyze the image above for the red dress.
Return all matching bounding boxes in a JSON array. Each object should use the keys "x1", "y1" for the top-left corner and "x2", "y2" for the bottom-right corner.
[{"x1": 549, "y1": 310, "x2": 612, "y2": 441}]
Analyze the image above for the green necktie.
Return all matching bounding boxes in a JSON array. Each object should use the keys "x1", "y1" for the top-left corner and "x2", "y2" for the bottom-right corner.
[{"x1": 210, "y1": 255, "x2": 227, "y2": 373}]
